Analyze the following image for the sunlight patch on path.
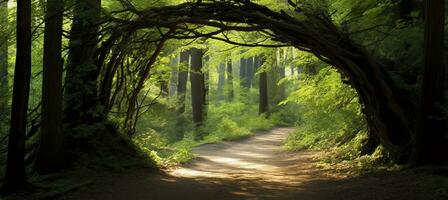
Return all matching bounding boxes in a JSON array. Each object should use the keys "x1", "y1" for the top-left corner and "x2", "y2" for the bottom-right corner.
[{"x1": 168, "y1": 128, "x2": 318, "y2": 185}]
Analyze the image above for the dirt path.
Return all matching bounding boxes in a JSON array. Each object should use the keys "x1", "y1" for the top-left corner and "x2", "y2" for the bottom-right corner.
[{"x1": 59, "y1": 128, "x2": 447, "y2": 200}]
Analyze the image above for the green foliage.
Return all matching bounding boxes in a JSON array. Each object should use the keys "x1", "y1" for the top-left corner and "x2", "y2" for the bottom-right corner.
[
  {"x1": 132, "y1": 101, "x2": 277, "y2": 166},
  {"x1": 282, "y1": 64, "x2": 395, "y2": 174},
  {"x1": 284, "y1": 66, "x2": 365, "y2": 150}
]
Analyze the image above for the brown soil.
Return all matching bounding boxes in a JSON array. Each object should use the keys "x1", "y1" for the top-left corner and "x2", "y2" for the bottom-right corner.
[{"x1": 53, "y1": 128, "x2": 448, "y2": 200}]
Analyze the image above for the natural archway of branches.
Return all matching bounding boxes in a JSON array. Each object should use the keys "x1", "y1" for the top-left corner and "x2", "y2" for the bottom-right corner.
[{"x1": 101, "y1": 0, "x2": 415, "y2": 160}]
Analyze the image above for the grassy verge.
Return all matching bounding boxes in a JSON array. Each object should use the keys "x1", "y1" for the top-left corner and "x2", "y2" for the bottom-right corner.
[{"x1": 133, "y1": 102, "x2": 281, "y2": 167}]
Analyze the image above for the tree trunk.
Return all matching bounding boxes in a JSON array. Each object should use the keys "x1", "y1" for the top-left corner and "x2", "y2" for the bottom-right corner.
[
  {"x1": 239, "y1": 57, "x2": 247, "y2": 88},
  {"x1": 176, "y1": 50, "x2": 189, "y2": 114},
  {"x1": 2, "y1": 0, "x2": 31, "y2": 192},
  {"x1": 0, "y1": 0, "x2": 8, "y2": 121},
  {"x1": 169, "y1": 56, "x2": 178, "y2": 97},
  {"x1": 226, "y1": 58, "x2": 234, "y2": 101},
  {"x1": 64, "y1": 0, "x2": 102, "y2": 127},
  {"x1": 203, "y1": 56, "x2": 210, "y2": 106},
  {"x1": 99, "y1": 50, "x2": 122, "y2": 111},
  {"x1": 276, "y1": 49, "x2": 286, "y2": 103},
  {"x1": 217, "y1": 63, "x2": 226, "y2": 100},
  {"x1": 189, "y1": 48, "x2": 205, "y2": 131},
  {"x1": 258, "y1": 56, "x2": 268, "y2": 115},
  {"x1": 34, "y1": 0, "x2": 65, "y2": 174},
  {"x1": 411, "y1": 0, "x2": 447, "y2": 165},
  {"x1": 246, "y1": 57, "x2": 254, "y2": 88},
  {"x1": 268, "y1": 54, "x2": 279, "y2": 106}
]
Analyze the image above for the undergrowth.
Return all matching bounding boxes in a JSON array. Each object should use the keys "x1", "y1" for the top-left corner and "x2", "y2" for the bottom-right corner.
[
  {"x1": 283, "y1": 66, "x2": 394, "y2": 175},
  {"x1": 133, "y1": 101, "x2": 281, "y2": 167}
]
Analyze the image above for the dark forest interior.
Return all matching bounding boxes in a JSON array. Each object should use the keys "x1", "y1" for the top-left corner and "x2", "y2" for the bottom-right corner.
[{"x1": 0, "y1": 0, "x2": 448, "y2": 199}]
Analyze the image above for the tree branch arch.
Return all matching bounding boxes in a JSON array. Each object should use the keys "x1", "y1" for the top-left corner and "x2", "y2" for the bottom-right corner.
[{"x1": 105, "y1": 0, "x2": 414, "y2": 159}]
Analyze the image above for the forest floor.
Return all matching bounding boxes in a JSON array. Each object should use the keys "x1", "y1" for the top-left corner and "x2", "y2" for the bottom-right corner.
[{"x1": 11, "y1": 128, "x2": 448, "y2": 200}]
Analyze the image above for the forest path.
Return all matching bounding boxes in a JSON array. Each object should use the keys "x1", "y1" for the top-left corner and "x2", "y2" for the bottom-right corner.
[{"x1": 59, "y1": 128, "x2": 446, "y2": 200}]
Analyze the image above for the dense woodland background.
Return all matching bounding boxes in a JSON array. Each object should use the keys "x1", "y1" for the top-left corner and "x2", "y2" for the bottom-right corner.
[{"x1": 0, "y1": 0, "x2": 447, "y2": 195}]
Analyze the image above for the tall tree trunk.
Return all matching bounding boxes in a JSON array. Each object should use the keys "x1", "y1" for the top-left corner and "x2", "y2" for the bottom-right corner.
[
  {"x1": 239, "y1": 57, "x2": 247, "y2": 88},
  {"x1": 268, "y1": 54, "x2": 279, "y2": 106},
  {"x1": 176, "y1": 50, "x2": 189, "y2": 114},
  {"x1": 277, "y1": 49, "x2": 286, "y2": 103},
  {"x1": 2, "y1": 0, "x2": 31, "y2": 192},
  {"x1": 246, "y1": 57, "x2": 254, "y2": 88},
  {"x1": 0, "y1": 0, "x2": 8, "y2": 121},
  {"x1": 203, "y1": 56, "x2": 210, "y2": 106},
  {"x1": 173, "y1": 50, "x2": 190, "y2": 141},
  {"x1": 64, "y1": 0, "x2": 102, "y2": 127},
  {"x1": 190, "y1": 48, "x2": 205, "y2": 132},
  {"x1": 226, "y1": 58, "x2": 234, "y2": 101},
  {"x1": 34, "y1": 0, "x2": 65, "y2": 174},
  {"x1": 169, "y1": 55, "x2": 178, "y2": 97},
  {"x1": 252, "y1": 56, "x2": 260, "y2": 89},
  {"x1": 217, "y1": 63, "x2": 226, "y2": 100},
  {"x1": 411, "y1": 0, "x2": 447, "y2": 165},
  {"x1": 258, "y1": 56, "x2": 268, "y2": 115}
]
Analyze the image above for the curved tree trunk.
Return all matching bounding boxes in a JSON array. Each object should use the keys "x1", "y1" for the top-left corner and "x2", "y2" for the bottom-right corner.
[{"x1": 325, "y1": 43, "x2": 412, "y2": 160}]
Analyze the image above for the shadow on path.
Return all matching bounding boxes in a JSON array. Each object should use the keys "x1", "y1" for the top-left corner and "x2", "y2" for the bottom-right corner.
[{"x1": 58, "y1": 128, "x2": 447, "y2": 200}]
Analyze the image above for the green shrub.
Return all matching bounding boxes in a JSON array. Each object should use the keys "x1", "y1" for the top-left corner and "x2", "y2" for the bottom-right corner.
[{"x1": 284, "y1": 67, "x2": 365, "y2": 151}]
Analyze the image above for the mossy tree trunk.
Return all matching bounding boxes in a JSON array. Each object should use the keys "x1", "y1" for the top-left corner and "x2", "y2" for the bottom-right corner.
[
  {"x1": 0, "y1": 1, "x2": 8, "y2": 121},
  {"x1": 64, "y1": 0, "x2": 102, "y2": 128}
]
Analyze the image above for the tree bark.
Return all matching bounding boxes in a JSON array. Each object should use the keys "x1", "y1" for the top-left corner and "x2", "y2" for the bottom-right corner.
[
  {"x1": 258, "y1": 56, "x2": 268, "y2": 115},
  {"x1": 239, "y1": 57, "x2": 247, "y2": 88},
  {"x1": 64, "y1": 0, "x2": 102, "y2": 127},
  {"x1": 176, "y1": 50, "x2": 189, "y2": 114},
  {"x1": 169, "y1": 55, "x2": 178, "y2": 97},
  {"x1": 411, "y1": 0, "x2": 447, "y2": 165},
  {"x1": 34, "y1": 0, "x2": 65, "y2": 174},
  {"x1": 226, "y1": 58, "x2": 234, "y2": 101},
  {"x1": 217, "y1": 63, "x2": 226, "y2": 100},
  {"x1": 0, "y1": 1, "x2": 8, "y2": 121},
  {"x1": 190, "y1": 48, "x2": 206, "y2": 132},
  {"x1": 246, "y1": 57, "x2": 254, "y2": 88},
  {"x1": 2, "y1": 0, "x2": 31, "y2": 192},
  {"x1": 268, "y1": 54, "x2": 279, "y2": 106}
]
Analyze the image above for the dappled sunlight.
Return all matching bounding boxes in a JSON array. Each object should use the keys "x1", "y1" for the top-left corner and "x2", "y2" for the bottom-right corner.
[{"x1": 168, "y1": 128, "x2": 318, "y2": 185}]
